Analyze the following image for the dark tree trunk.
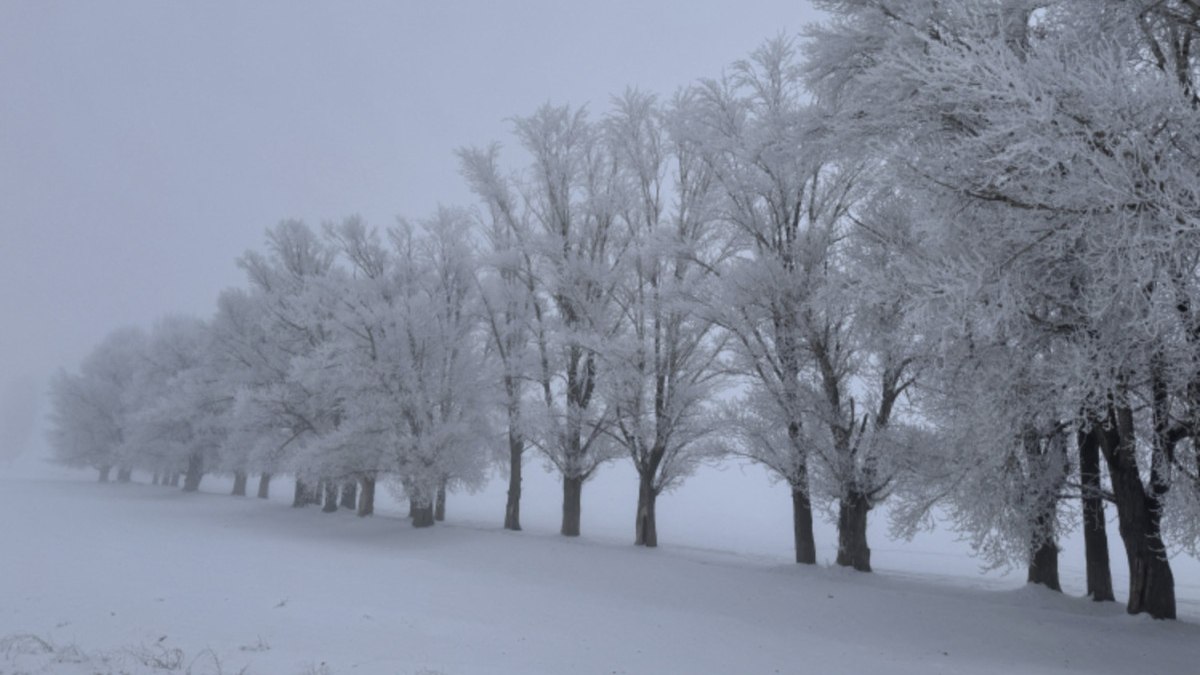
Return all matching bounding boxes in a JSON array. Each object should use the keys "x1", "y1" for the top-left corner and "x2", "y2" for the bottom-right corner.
[
  {"x1": 116, "y1": 466, "x2": 132, "y2": 483},
  {"x1": 182, "y1": 454, "x2": 203, "y2": 492},
  {"x1": 408, "y1": 498, "x2": 418, "y2": 517},
  {"x1": 561, "y1": 475, "x2": 583, "y2": 537},
  {"x1": 1028, "y1": 530, "x2": 1061, "y2": 591},
  {"x1": 151, "y1": 471, "x2": 161, "y2": 486},
  {"x1": 1110, "y1": 463, "x2": 1175, "y2": 618},
  {"x1": 322, "y1": 479, "x2": 338, "y2": 513},
  {"x1": 504, "y1": 433, "x2": 523, "y2": 531},
  {"x1": 293, "y1": 478, "x2": 312, "y2": 507},
  {"x1": 357, "y1": 476, "x2": 375, "y2": 517},
  {"x1": 634, "y1": 472, "x2": 659, "y2": 547},
  {"x1": 339, "y1": 480, "x2": 357, "y2": 510},
  {"x1": 232, "y1": 471, "x2": 248, "y2": 497},
  {"x1": 1027, "y1": 509, "x2": 1065, "y2": 588},
  {"x1": 1100, "y1": 403, "x2": 1176, "y2": 619},
  {"x1": 257, "y1": 472, "x2": 271, "y2": 499},
  {"x1": 791, "y1": 483, "x2": 817, "y2": 565},
  {"x1": 411, "y1": 502, "x2": 435, "y2": 528},
  {"x1": 835, "y1": 488, "x2": 871, "y2": 572},
  {"x1": 98, "y1": 465, "x2": 112, "y2": 483},
  {"x1": 434, "y1": 481, "x2": 446, "y2": 522},
  {"x1": 169, "y1": 472, "x2": 181, "y2": 487},
  {"x1": 1079, "y1": 426, "x2": 1114, "y2": 601}
]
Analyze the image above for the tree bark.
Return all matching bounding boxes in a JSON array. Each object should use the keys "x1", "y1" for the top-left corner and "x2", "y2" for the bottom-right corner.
[
  {"x1": 411, "y1": 502, "x2": 435, "y2": 528},
  {"x1": 791, "y1": 483, "x2": 817, "y2": 564},
  {"x1": 504, "y1": 433, "x2": 523, "y2": 531},
  {"x1": 1079, "y1": 425, "x2": 1114, "y2": 601},
  {"x1": 322, "y1": 479, "x2": 338, "y2": 513},
  {"x1": 1027, "y1": 512, "x2": 1062, "y2": 591},
  {"x1": 232, "y1": 471, "x2": 248, "y2": 497},
  {"x1": 339, "y1": 480, "x2": 357, "y2": 510},
  {"x1": 257, "y1": 472, "x2": 271, "y2": 499},
  {"x1": 634, "y1": 472, "x2": 659, "y2": 547},
  {"x1": 182, "y1": 454, "x2": 203, "y2": 493},
  {"x1": 293, "y1": 478, "x2": 312, "y2": 507},
  {"x1": 98, "y1": 465, "x2": 111, "y2": 483},
  {"x1": 151, "y1": 471, "x2": 161, "y2": 486},
  {"x1": 116, "y1": 466, "x2": 132, "y2": 483},
  {"x1": 835, "y1": 488, "x2": 871, "y2": 571},
  {"x1": 1023, "y1": 429, "x2": 1062, "y2": 592},
  {"x1": 357, "y1": 476, "x2": 375, "y2": 517},
  {"x1": 168, "y1": 472, "x2": 181, "y2": 487},
  {"x1": 561, "y1": 475, "x2": 583, "y2": 537},
  {"x1": 1100, "y1": 403, "x2": 1176, "y2": 619},
  {"x1": 435, "y1": 481, "x2": 446, "y2": 522}
]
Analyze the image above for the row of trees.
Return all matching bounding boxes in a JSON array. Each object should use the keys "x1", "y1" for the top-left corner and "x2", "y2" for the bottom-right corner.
[{"x1": 50, "y1": 0, "x2": 1199, "y2": 619}]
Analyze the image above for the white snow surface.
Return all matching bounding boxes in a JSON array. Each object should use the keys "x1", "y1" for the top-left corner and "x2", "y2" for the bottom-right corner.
[{"x1": 2, "y1": 462, "x2": 1198, "y2": 675}]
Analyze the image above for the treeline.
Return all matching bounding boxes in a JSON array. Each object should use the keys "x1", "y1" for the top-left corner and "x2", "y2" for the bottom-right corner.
[{"x1": 49, "y1": 1, "x2": 1200, "y2": 620}]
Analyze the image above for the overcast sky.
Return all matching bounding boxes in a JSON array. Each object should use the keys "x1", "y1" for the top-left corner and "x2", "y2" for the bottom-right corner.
[{"x1": 0, "y1": 1, "x2": 822, "y2": 461}]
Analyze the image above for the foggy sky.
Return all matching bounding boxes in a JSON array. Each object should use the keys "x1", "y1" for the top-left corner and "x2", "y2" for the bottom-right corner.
[{"x1": 0, "y1": 1, "x2": 821, "y2": 461}]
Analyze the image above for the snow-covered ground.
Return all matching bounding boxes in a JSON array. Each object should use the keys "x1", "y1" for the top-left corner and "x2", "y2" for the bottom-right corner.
[{"x1": 2, "y1": 460, "x2": 1198, "y2": 674}]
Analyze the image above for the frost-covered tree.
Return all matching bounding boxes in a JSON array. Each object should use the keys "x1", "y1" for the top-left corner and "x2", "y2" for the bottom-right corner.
[
  {"x1": 679, "y1": 38, "x2": 865, "y2": 565},
  {"x1": 211, "y1": 287, "x2": 283, "y2": 498},
  {"x1": 48, "y1": 326, "x2": 147, "y2": 482},
  {"x1": 459, "y1": 144, "x2": 545, "y2": 531},
  {"x1": 310, "y1": 212, "x2": 493, "y2": 527},
  {"x1": 602, "y1": 90, "x2": 729, "y2": 547},
  {"x1": 126, "y1": 316, "x2": 226, "y2": 493},
  {"x1": 806, "y1": 0, "x2": 1200, "y2": 616},
  {"x1": 481, "y1": 104, "x2": 626, "y2": 537},
  {"x1": 234, "y1": 220, "x2": 337, "y2": 507}
]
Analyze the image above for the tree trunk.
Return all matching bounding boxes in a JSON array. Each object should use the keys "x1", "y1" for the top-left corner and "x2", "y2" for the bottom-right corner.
[
  {"x1": 411, "y1": 502, "x2": 435, "y2": 528},
  {"x1": 293, "y1": 478, "x2": 312, "y2": 507},
  {"x1": 182, "y1": 454, "x2": 203, "y2": 493},
  {"x1": 504, "y1": 434, "x2": 523, "y2": 531},
  {"x1": 169, "y1": 472, "x2": 181, "y2": 487},
  {"x1": 791, "y1": 484, "x2": 817, "y2": 565},
  {"x1": 1027, "y1": 504, "x2": 1065, "y2": 588},
  {"x1": 635, "y1": 472, "x2": 659, "y2": 547},
  {"x1": 232, "y1": 471, "x2": 248, "y2": 497},
  {"x1": 322, "y1": 479, "x2": 338, "y2": 513},
  {"x1": 257, "y1": 472, "x2": 271, "y2": 499},
  {"x1": 357, "y1": 476, "x2": 375, "y2": 517},
  {"x1": 1027, "y1": 528, "x2": 1061, "y2": 591},
  {"x1": 835, "y1": 488, "x2": 871, "y2": 572},
  {"x1": 1080, "y1": 426, "x2": 1114, "y2": 602},
  {"x1": 1100, "y1": 403, "x2": 1176, "y2": 619},
  {"x1": 98, "y1": 465, "x2": 111, "y2": 483},
  {"x1": 561, "y1": 475, "x2": 583, "y2": 537},
  {"x1": 434, "y1": 481, "x2": 446, "y2": 522},
  {"x1": 339, "y1": 480, "x2": 357, "y2": 510},
  {"x1": 151, "y1": 471, "x2": 160, "y2": 486},
  {"x1": 1109, "y1": 464, "x2": 1175, "y2": 618},
  {"x1": 116, "y1": 466, "x2": 132, "y2": 483},
  {"x1": 1022, "y1": 428, "x2": 1063, "y2": 592}
]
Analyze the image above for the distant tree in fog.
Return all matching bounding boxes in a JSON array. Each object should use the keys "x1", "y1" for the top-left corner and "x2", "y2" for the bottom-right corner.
[
  {"x1": 234, "y1": 220, "x2": 337, "y2": 508},
  {"x1": 126, "y1": 316, "x2": 227, "y2": 493},
  {"x1": 48, "y1": 326, "x2": 147, "y2": 482}
]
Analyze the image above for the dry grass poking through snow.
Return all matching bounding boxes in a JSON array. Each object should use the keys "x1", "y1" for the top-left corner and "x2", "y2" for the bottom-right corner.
[{"x1": 0, "y1": 631, "x2": 252, "y2": 674}]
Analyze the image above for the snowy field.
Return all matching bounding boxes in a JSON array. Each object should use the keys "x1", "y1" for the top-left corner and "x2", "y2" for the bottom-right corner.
[{"x1": 2, "y1": 460, "x2": 1199, "y2": 675}]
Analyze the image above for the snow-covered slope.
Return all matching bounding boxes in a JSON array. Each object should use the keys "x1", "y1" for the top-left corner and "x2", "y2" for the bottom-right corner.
[{"x1": 2, "y1": 473, "x2": 1196, "y2": 675}]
